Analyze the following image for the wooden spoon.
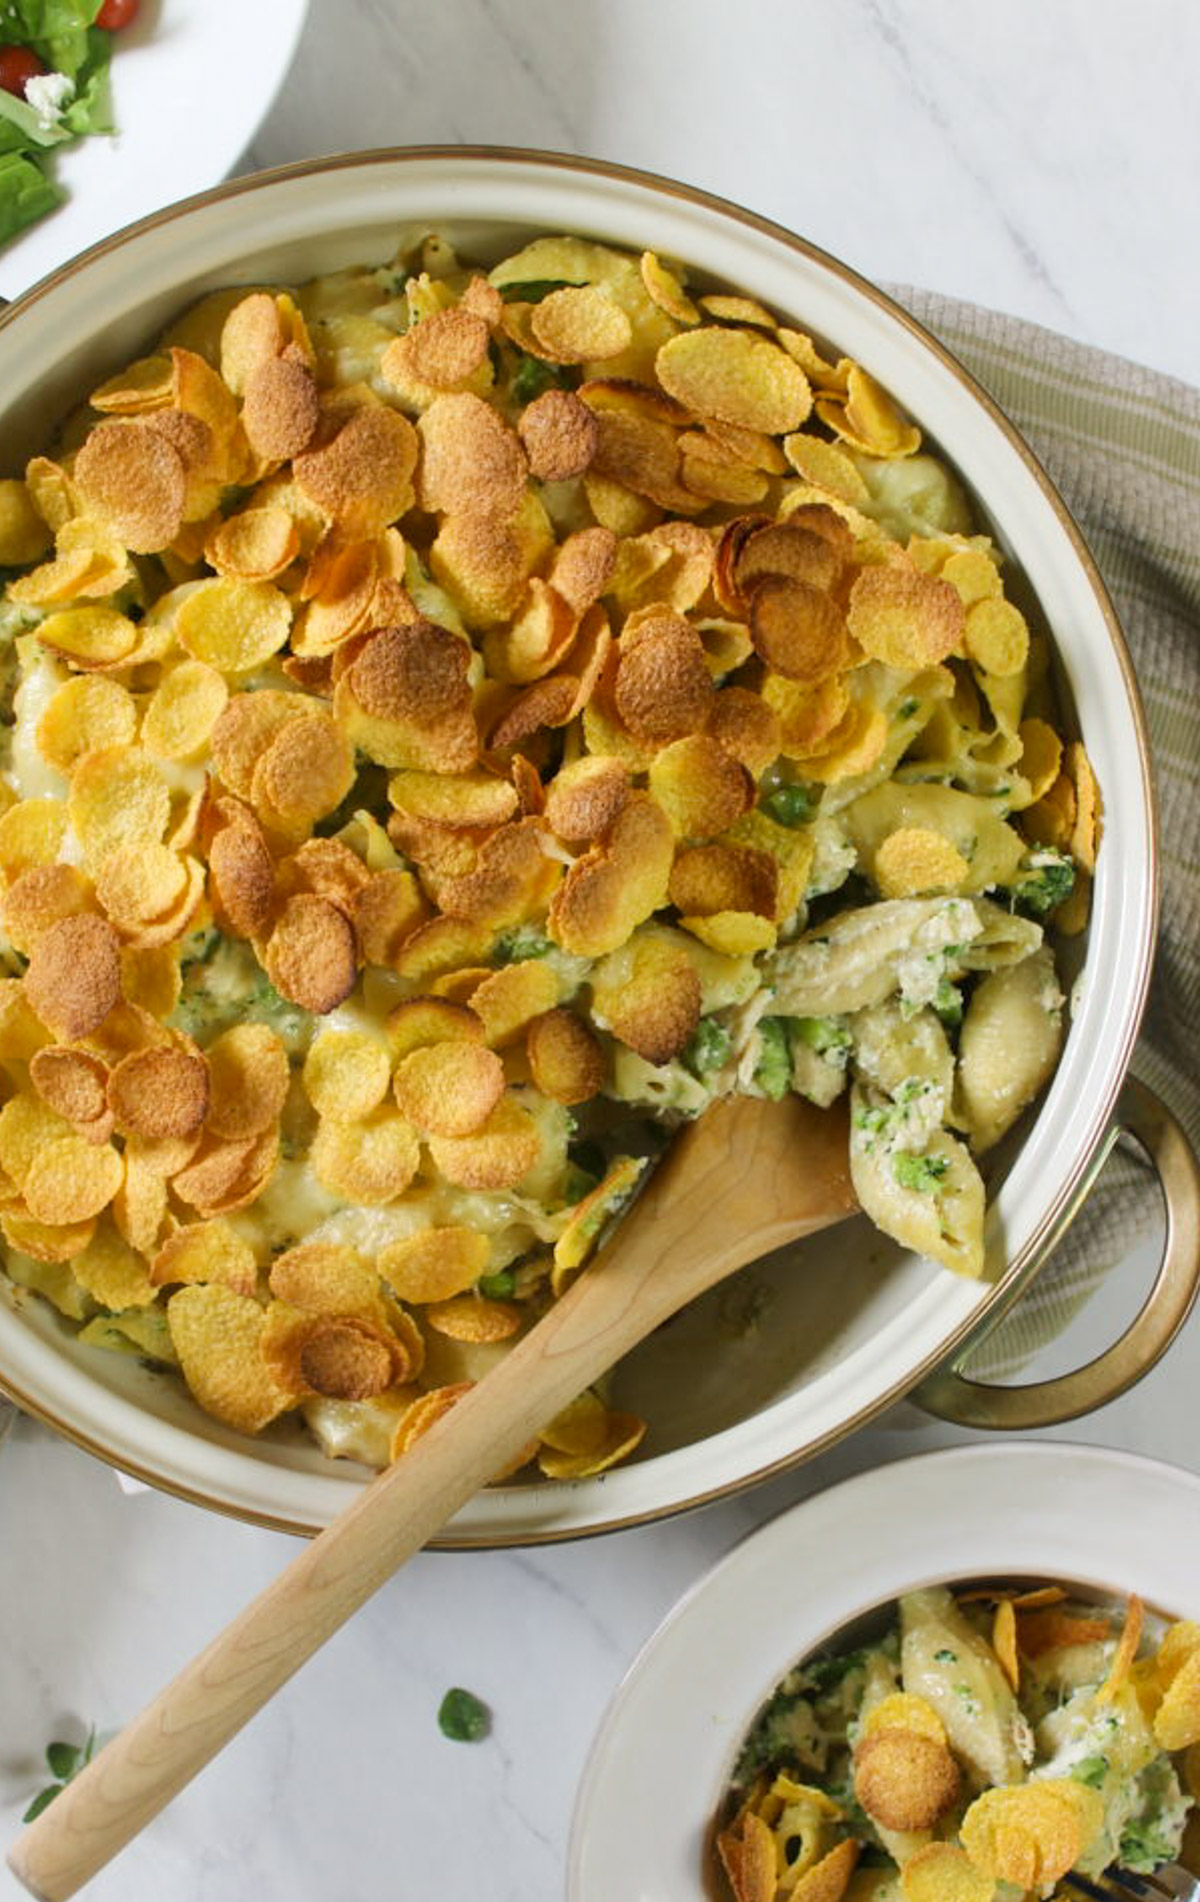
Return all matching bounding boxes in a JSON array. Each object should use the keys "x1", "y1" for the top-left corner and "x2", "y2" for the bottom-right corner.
[{"x1": 8, "y1": 1092, "x2": 856, "y2": 1900}]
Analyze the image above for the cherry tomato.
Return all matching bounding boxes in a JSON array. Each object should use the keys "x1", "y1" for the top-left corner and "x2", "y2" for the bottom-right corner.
[
  {"x1": 0, "y1": 44, "x2": 45, "y2": 97},
  {"x1": 95, "y1": 0, "x2": 141, "y2": 27}
]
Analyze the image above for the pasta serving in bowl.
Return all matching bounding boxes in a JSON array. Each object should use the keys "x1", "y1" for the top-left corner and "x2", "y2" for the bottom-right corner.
[{"x1": 0, "y1": 150, "x2": 1185, "y2": 1541}]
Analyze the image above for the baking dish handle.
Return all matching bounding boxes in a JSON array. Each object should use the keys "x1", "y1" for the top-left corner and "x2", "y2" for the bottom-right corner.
[{"x1": 915, "y1": 1076, "x2": 1200, "y2": 1429}]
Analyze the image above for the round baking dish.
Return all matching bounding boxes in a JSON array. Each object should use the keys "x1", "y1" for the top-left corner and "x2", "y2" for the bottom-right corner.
[{"x1": 0, "y1": 149, "x2": 1193, "y2": 1541}]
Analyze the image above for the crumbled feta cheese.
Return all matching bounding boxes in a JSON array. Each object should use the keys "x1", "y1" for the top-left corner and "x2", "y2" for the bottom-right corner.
[{"x1": 24, "y1": 70, "x2": 75, "y2": 132}]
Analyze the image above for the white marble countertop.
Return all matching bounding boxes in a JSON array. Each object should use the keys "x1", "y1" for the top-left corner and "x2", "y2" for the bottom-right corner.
[{"x1": 2, "y1": 2, "x2": 1198, "y2": 1899}]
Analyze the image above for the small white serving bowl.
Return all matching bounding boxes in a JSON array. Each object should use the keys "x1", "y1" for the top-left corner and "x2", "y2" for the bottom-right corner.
[
  {"x1": 0, "y1": 150, "x2": 1195, "y2": 1542},
  {"x1": 569, "y1": 1441, "x2": 1200, "y2": 1900}
]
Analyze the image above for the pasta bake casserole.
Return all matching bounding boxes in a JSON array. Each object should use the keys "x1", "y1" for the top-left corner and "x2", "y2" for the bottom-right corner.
[{"x1": 0, "y1": 231, "x2": 1098, "y2": 1480}]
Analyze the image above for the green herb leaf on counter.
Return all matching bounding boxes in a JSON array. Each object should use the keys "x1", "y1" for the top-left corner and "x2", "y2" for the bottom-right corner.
[
  {"x1": 437, "y1": 1687, "x2": 490, "y2": 1743},
  {"x1": 22, "y1": 1725, "x2": 97, "y2": 1824}
]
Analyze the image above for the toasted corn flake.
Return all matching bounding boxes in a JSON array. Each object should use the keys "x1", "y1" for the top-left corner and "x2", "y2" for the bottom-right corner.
[
  {"x1": 265, "y1": 893, "x2": 358, "y2": 1015},
  {"x1": 593, "y1": 932, "x2": 700, "y2": 1064},
  {"x1": 66, "y1": 1226, "x2": 155, "y2": 1309},
  {"x1": 94, "y1": 843, "x2": 188, "y2": 931},
  {"x1": 1155, "y1": 1620, "x2": 1200, "y2": 1691},
  {"x1": 34, "y1": 674, "x2": 137, "y2": 776},
  {"x1": 993, "y1": 1597, "x2": 1020, "y2": 1692},
  {"x1": 407, "y1": 306, "x2": 494, "y2": 389},
  {"x1": 416, "y1": 391, "x2": 528, "y2": 518},
  {"x1": 302, "y1": 1029, "x2": 391, "y2": 1122},
  {"x1": 219, "y1": 292, "x2": 286, "y2": 393},
  {"x1": 900, "y1": 1843, "x2": 994, "y2": 1902},
  {"x1": 1015, "y1": 717, "x2": 1062, "y2": 803},
  {"x1": 288, "y1": 835, "x2": 372, "y2": 906},
  {"x1": 963, "y1": 597, "x2": 1029, "y2": 677},
  {"x1": 167, "y1": 1283, "x2": 292, "y2": 1433},
  {"x1": 209, "y1": 819, "x2": 275, "y2": 940},
  {"x1": 680, "y1": 446, "x2": 769, "y2": 506},
  {"x1": 517, "y1": 389, "x2": 598, "y2": 484},
  {"x1": 716, "y1": 1809, "x2": 777, "y2": 1902},
  {"x1": 390, "y1": 1381, "x2": 473, "y2": 1460},
  {"x1": 174, "y1": 1123, "x2": 279, "y2": 1218},
  {"x1": 582, "y1": 471, "x2": 660, "y2": 537},
  {"x1": 310, "y1": 1106, "x2": 421, "y2": 1204},
  {"x1": 0, "y1": 980, "x2": 49, "y2": 1059},
  {"x1": 427, "y1": 1094, "x2": 540, "y2": 1190},
  {"x1": 787, "y1": 1838, "x2": 860, "y2": 1902},
  {"x1": 862, "y1": 1694, "x2": 946, "y2": 1745},
  {"x1": 1022, "y1": 771, "x2": 1076, "y2": 851},
  {"x1": 29, "y1": 1045, "x2": 109, "y2": 1127},
  {"x1": 37, "y1": 604, "x2": 138, "y2": 666},
  {"x1": 393, "y1": 1039, "x2": 506, "y2": 1137},
  {"x1": 111, "y1": 1148, "x2": 169, "y2": 1252},
  {"x1": 431, "y1": 966, "x2": 492, "y2": 1005},
  {"x1": 781, "y1": 433, "x2": 870, "y2": 502},
  {"x1": 203, "y1": 1023, "x2": 291, "y2": 1141},
  {"x1": 847, "y1": 565, "x2": 965, "y2": 668},
  {"x1": 649, "y1": 734, "x2": 755, "y2": 841},
  {"x1": 68, "y1": 747, "x2": 171, "y2": 865},
  {"x1": 549, "y1": 526, "x2": 618, "y2": 617},
  {"x1": 470, "y1": 961, "x2": 560, "y2": 1048},
  {"x1": 960, "y1": 1781, "x2": 1101, "y2": 1888},
  {"x1": 73, "y1": 419, "x2": 187, "y2": 552},
  {"x1": 874, "y1": 827, "x2": 970, "y2": 899},
  {"x1": 762, "y1": 673, "x2": 850, "y2": 761},
  {"x1": 0, "y1": 797, "x2": 67, "y2": 882},
  {"x1": 680, "y1": 910, "x2": 777, "y2": 955},
  {"x1": 656, "y1": 326, "x2": 812, "y2": 434},
  {"x1": 424, "y1": 1293, "x2": 521, "y2": 1342},
  {"x1": 389, "y1": 769, "x2": 518, "y2": 832},
  {"x1": 736, "y1": 522, "x2": 845, "y2": 603},
  {"x1": 175, "y1": 576, "x2": 292, "y2": 675},
  {"x1": 669, "y1": 842, "x2": 778, "y2": 918},
  {"x1": 349, "y1": 869, "x2": 428, "y2": 967},
  {"x1": 378, "y1": 1227, "x2": 491, "y2": 1304},
  {"x1": 1094, "y1": 1594, "x2": 1143, "y2": 1703},
  {"x1": 292, "y1": 403, "x2": 419, "y2": 535},
  {"x1": 1154, "y1": 1646, "x2": 1200, "y2": 1749},
  {"x1": 1, "y1": 863, "x2": 92, "y2": 956},
  {"x1": 0, "y1": 478, "x2": 53, "y2": 566},
  {"x1": 801, "y1": 704, "x2": 890, "y2": 784},
  {"x1": 268, "y1": 1240, "x2": 381, "y2": 1317},
  {"x1": 24, "y1": 912, "x2": 122, "y2": 1040},
  {"x1": 486, "y1": 578, "x2": 579, "y2": 685},
  {"x1": 210, "y1": 688, "x2": 316, "y2": 797},
  {"x1": 141, "y1": 660, "x2": 229, "y2": 762},
  {"x1": 844, "y1": 364, "x2": 921, "y2": 456},
  {"x1": 151, "y1": 1219, "x2": 258, "y2": 1296},
  {"x1": 206, "y1": 505, "x2": 300, "y2": 582},
  {"x1": 0, "y1": 1092, "x2": 73, "y2": 1184},
  {"x1": 525, "y1": 1008, "x2": 606, "y2": 1106},
  {"x1": 854, "y1": 1729, "x2": 960, "y2": 1833},
  {"x1": 255, "y1": 710, "x2": 355, "y2": 829},
  {"x1": 530, "y1": 285, "x2": 632, "y2": 364},
  {"x1": 543, "y1": 755, "x2": 629, "y2": 843},
  {"x1": 23, "y1": 1131, "x2": 124, "y2": 1225},
  {"x1": 293, "y1": 1315, "x2": 398, "y2": 1400},
  {"x1": 393, "y1": 915, "x2": 495, "y2": 983},
  {"x1": 0, "y1": 1207, "x2": 96, "y2": 1264},
  {"x1": 613, "y1": 614, "x2": 713, "y2": 743},
  {"x1": 89, "y1": 353, "x2": 174, "y2": 415},
  {"x1": 639, "y1": 251, "x2": 699, "y2": 325},
  {"x1": 1064, "y1": 740, "x2": 1100, "y2": 872},
  {"x1": 387, "y1": 995, "x2": 485, "y2": 1058},
  {"x1": 107, "y1": 1043, "x2": 210, "y2": 1140},
  {"x1": 537, "y1": 1407, "x2": 645, "y2": 1479},
  {"x1": 548, "y1": 789, "x2": 674, "y2": 958},
  {"x1": 241, "y1": 355, "x2": 320, "y2": 462}
]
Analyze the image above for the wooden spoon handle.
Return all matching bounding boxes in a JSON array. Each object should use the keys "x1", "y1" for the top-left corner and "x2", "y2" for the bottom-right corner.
[{"x1": 8, "y1": 1097, "x2": 853, "y2": 1900}]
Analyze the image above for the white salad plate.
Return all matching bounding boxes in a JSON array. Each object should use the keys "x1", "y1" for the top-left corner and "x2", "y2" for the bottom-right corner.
[
  {"x1": 568, "y1": 1441, "x2": 1200, "y2": 1900},
  {"x1": 0, "y1": 0, "x2": 310, "y2": 300}
]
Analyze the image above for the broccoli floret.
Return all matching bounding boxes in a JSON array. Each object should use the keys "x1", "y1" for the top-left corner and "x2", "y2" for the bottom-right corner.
[
  {"x1": 511, "y1": 353, "x2": 574, "y2": 404},
  {"x1": 1008, "y1": 850, "x2": 1076, "y2": 917},
  {"x1": 754, "y1": 1018, "x2": 792, "y2": 1100},
  {"x1": 891, "y1": 1150, "x2": 949, "y2": 1193},
  {"x1": 791, "y1": 1015, "x2": 852, "y2": 1068},
  {"x1": 931, "y1": 977, "x2": 964, "y2": 1029},
  {"x1": 1119, "y1": 1817, "x2": 1179, "y2": 1872},
  {"x1": 685, "y1": 1016, "x2": 731, "y2": 1077}
]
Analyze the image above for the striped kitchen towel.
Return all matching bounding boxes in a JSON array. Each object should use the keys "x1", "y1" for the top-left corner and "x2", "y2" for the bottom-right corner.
[{"x1": 891, "y1": 291, "x2": 1200, "y2": 1374}]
